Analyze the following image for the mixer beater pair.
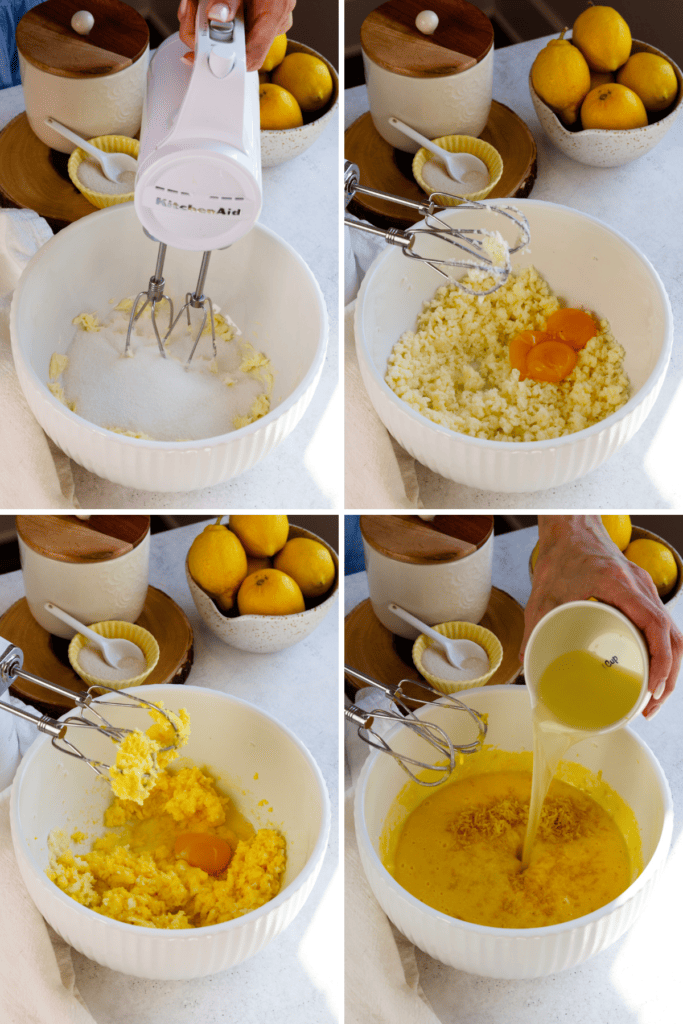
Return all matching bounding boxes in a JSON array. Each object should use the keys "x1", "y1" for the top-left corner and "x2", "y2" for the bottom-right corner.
[{"x1": 0, "y1": 637, "x2": 179, "y2": 781}]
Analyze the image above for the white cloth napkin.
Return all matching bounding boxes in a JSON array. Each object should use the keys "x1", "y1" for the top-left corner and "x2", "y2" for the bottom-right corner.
[
  {"x1": 0, "y1": 208, "x2": 76, "y2": 508},
  {"x1": 344, "y1": 688, "x2": 440, "y2": 1024},
  {"x1": 344, "y1": 217, "x2": 422, "y2": 510}
]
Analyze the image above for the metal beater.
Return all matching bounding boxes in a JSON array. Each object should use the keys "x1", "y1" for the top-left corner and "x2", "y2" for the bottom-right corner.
[
  {"x1": 345, "y1": 666, "x2": 487, "y2": 786},
  {"x1": 344, "y1": 161, "x2": 530, "y2": 296},
  {"x1": 0, "y1": 637, "x2": 179, "y2": 781},
  {"x1": 128, "y1": 2, "x2": 262, "y2": 364}
]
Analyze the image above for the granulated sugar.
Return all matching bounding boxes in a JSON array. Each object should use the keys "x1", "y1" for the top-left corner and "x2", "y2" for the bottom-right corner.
[
  {"x1": 77, "y1": 158, "x2": 136, "y2": 196},
  {"x1": 50, "y1": 301, "x2": 273, "y2": 441}
]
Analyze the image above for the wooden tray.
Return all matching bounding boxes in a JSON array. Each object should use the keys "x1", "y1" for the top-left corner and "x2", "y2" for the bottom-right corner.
[
  {"x1": 0, "y1": 112, "x2": 101, "y2": 233},
  {"x1": 345, "y1": 587, "x2": 525, "y2": 703},
  {"x1": 345, "y1": 101, "x2": 537, "y2": 229},
  {"x1": 1, "y1": 585, "x2": 194, "y2": 717}
]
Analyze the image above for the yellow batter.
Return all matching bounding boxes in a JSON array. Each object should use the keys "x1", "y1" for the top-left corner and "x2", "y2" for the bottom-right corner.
[
  {"x1": 382, "y1": 750, "x2": 640, "y2": 930},
  {"x1": 48, "y1": 707, "x2": 287, "y2": 928}
]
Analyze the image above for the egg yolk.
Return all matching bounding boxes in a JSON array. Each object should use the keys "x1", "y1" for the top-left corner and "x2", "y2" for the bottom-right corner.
[
  {"x1": 526, "y1": 339, "x2": 577, "y2": 382},
  {"x1": 174, "y1": 832, "x2": 233, "y2": 875},
  {"x1": 508, "y1": 330, "x2": 550, "y2": 380},
  {"x1": 545, "y1": 308, "x2": 597, "y2": 349}
]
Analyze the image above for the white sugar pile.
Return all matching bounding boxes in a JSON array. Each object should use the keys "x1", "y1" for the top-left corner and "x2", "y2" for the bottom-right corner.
[{"x1": 49, "y1": 300, "x2": 273, "y2": 441}]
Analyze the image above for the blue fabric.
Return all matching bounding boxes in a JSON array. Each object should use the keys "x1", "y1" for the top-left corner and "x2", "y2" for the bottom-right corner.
[
  {"x1": 1, "y1": 0, "x2": 43, "y2": 89},
  {"x1": 345, "y1": 515, "x2": 365, "y2": 576}
]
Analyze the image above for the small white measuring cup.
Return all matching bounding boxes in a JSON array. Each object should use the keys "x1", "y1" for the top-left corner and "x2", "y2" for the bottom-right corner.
[{"x1": 523, "y1": 600, "x2": 651, "y2": 733}]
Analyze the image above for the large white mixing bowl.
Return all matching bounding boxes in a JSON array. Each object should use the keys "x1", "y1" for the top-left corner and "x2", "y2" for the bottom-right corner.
[
  {"x1": 10, "y1": 204, "x2": 327, "y2": 492},
  {"x1": 355, "y1": 199, "x2": 672, "y2": 492},
  {"x1": 11, "y1": 684, "x2": 330, "y2": 979},
  {"x1": 355, "y1": 685, "x2": 672, "y2": 979}
]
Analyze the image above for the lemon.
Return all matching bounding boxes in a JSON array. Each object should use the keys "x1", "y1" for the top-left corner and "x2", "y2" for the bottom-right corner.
[
  {"x1": 188, "y1": 518, "x2": 248, "y2": 606},
  {"x1": 580, "y1": 83, "x2": 648, "y2": 129},
  {"x1": 617, "y1": 51, "x2": 678, "y2": 112},
  {"x1": 260, "y1": 33, "x2": 287, "y2": 72},
  {"x1": 572, "y1": 5, "x2": 631, "y2": 72},
  {"x1": 624, "y1": 538, "x2": 678, "y2": 597},
  {"x1": 273, "y1": 537, "x2": 335, "y2": 598},
  {"x1": 531, "y1": 29, "x2": 591, "y2": 126},
  {"x1": 237, "y1": 569, "x2": 305, "y2": 616},
  {"x1": 601, "y1": 515, "x2": 632, "y2": 551},
  {"x1": 228, "y1": 515, "x2": 289, "y2": 557},
  {"x1": 259, "y1": 84, "x2": 303, "y2": 130},
  {"x1": 272, "y1": 52, "x2": 333, "y2": 112}
]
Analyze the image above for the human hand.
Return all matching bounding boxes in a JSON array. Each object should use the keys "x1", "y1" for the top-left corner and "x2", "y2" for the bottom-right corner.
[
  {"x1": 178, "y1": 0, "x2": 296, "y2": 72},
  {"x1": 521, "y1": 516, "x2": 683, "y2": 719}
]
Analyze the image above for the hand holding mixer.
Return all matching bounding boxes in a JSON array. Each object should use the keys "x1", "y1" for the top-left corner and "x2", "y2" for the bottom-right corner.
[{"x1": 127, "y1": 1, "x2": 261, "y2": 364}]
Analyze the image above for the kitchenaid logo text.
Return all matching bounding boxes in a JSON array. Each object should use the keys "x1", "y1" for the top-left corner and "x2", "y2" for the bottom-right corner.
[{"x1": 155, "y1": 197, "x2": 242, "y2": 215}]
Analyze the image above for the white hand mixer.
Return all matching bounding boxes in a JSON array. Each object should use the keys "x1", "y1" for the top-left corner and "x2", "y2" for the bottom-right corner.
[{"x1": 127, "y1": 1, "x2": 261, "y2": 363}]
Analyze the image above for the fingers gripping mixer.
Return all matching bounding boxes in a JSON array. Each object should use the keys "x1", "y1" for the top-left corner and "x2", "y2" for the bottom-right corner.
[{"x1": 128, "y1": 1, "x2": 262, "y2": 362}]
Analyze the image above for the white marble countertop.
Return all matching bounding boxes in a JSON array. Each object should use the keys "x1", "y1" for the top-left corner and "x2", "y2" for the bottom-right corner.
[
  {"x1": 345, "y1": 526, "x2": 683, "y2": 1024},
  {"x1": 0, "y1": 83, "x2": 340, "y2": 510},
  {"x1": 1, "y1": 520, "x2": 341, "y2": 1023},
  {"x1": 346, "y1": 35, "x2": 683, "y2": 508}
]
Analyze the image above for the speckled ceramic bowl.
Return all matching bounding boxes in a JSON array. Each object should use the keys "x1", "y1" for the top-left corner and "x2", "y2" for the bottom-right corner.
[
  {"x1": 68, "y1": 620, "x2": 159, "y2": 689},
  {"x1": 260, "y1": 40, "x2": 338, "y2": 167},
  {"x1": 529, "y1": 40, "x2": 683, "y2": 168},
  {"x1": 186, "y1": 525, "x2": 339, "y2": 653},
  {"x1": 412, "y1": 621, "x2": 503, "y2": 694}
]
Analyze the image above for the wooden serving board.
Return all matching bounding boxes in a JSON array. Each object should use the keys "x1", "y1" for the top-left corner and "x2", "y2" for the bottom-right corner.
[
  {"x1": 345, "y1": 102, "x2": 537, "y2": 229},
  {"x1": 345, "y1": 588, "x2": 525, "y2": 704},
  {"x1": 1, "y1": 586, "x2": 193, "y2": 717},
  {"x1": 0, "y1": 112, "x2": 99, "y2": 232}
]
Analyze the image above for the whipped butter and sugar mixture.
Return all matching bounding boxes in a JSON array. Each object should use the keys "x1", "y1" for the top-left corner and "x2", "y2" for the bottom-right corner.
[{"x1": 49, "y1": 298, "x2": 273, "y2": 441}]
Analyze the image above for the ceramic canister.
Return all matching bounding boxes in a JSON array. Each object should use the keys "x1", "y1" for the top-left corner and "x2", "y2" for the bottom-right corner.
[
  {"x1": 17, "y1": 0, "x2": 149, "y2": 154},
  {"x1": 360, "y1": 515, "x2": 494, "y2": 638},
  {"x1": 361, "y1": 0, "x2": 494, "y2": 151},
  {"x1": 16, "y1": 515, "x2": 150, "y2": 638}
]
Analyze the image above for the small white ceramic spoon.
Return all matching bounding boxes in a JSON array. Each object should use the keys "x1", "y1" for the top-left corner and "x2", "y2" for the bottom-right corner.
[
  {"x1": 44, "y1": 117, "x2": 138, "y2": 184},
  {"x1": 388, "y1": 603, "x2": 489, "y2": 671},
  {"x1": 388, "y1": 116, "x2": 489, "y2": 186},
  {"x1": 44, "y1": 603, "x2": 144, "y2": 669}
]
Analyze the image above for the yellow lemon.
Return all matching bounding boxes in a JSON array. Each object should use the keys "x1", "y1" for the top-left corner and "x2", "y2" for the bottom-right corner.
[
  {"x1": 580, "y1": 83, "x2": 648, "y2": 129},
  {"x1": 271, "y1": 52, "x2": 333, "y2": 112},
  {"x1": 531, "y1": 29, "x2": 591, "y2": 126},
  {"x1": 273, "y1": 537, "x2": 335, "y2": 598},
  {"x1": 572, "y1": 5, "x2": 631, "y2": 72},
  {"x1": 601, "y1": 515, "x2": 632, "y2": 551},
  {"x1": 624, "y1": 538, "x2": 678, "y2": 597},
  {"x1": 188, "y1": 518, "x2": 248, "y2": 605},
  {"x1": 228, "y1": 515, "x2": 289, "y2": 557},
  {"x1": 616, "y1": 51, "x2": 678, "y2": 112},
  {"x1": 259, "y1": 84, "x2": 303, "y2": 130},
  {"x1": 237, "y1": 569, "x2": 305, "y2": 616},
  {"x1": 260, "y1": 33, "x2": 288, "y2": 72}
]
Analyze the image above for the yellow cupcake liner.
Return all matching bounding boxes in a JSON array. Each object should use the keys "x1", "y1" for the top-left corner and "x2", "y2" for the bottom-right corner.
[
  {"x1": 412, "y1": 135, "x2": 504, "y2": 205},
  {"x1": 68, "y1": 620, "x2": 159, "y2": 689},
  {"x1": 413, "y1": 621, "x2": 503, "y2": 695},
  {"x1": 67, "y1": 135, "x2": 139, "y2": 209}
]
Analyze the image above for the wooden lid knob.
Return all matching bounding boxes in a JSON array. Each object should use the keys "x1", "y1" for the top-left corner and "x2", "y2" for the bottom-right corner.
[
  {"x1": 360, "y1": 515, "x2": 493, "y2": 564},
  {"x1": 16, "y1": 0, "x2": 149, "y2": 79},
  {"x1": 361, "y1": 0, "x2": 493, "y2": 78},
  {"x1": 16, "y1": 515, "x2": 150, "y2": 563}
]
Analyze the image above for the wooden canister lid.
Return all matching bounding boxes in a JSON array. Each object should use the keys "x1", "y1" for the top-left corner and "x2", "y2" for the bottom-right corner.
[
  {"x1": 16, "y1": 515, "x2": 150, "y2": 563},
  {"x1": 361, "y1": 0, "x2": 494, "y2": 78},
  {"x1": 360, "y1": 515, "x2": 493, "y2": 564},
  {"x1": 16, "y1": 0, "x2": 149, "y2": 79}
]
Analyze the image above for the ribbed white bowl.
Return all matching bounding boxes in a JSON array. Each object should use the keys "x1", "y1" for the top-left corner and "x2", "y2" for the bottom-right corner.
[
  {"x1": 355, "y1": 198, "x2": 672, "y2": 492},
  {"x1": 11, "y1": 685, "x2": 330, "y2": 979},
  {"x1": 355, "y1": 685, "x2": 672, "y2": 978},
  {"x1": 10, "y1": 204, "x2": 327, "y2": 492}
]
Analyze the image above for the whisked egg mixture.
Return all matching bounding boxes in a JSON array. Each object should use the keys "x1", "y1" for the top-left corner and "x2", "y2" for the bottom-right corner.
[
  {"x1": 48, "y1": 297, "x2": 274, "y2": 442},
  {"x1": 47, "y1": 704, "x2": 286, "y2": 929},
  {"x1": 380, "y1": 747, "x2": 641, "y2": 929}
]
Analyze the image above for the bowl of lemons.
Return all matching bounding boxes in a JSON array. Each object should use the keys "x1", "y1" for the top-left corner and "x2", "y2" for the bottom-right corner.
[
  {"x1": 529, "y1": 515, "x2": 682, "y2": 608},
  {"x1": 186, "y1": 515, "x2": 339, "y2": 653},
  {"x1": 529, "y1": 5, "x2": 682, "y2": 166},
  {"x1": 259, "y1": 37, "x2": 339, "y2": 167}
]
